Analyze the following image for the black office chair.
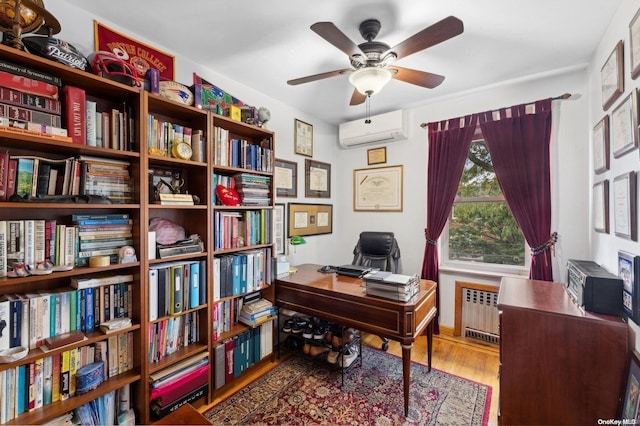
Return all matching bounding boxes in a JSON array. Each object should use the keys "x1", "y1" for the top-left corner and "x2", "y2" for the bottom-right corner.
[{"x1": 352, "y1": 231, "x2": 401, "y2": 350}]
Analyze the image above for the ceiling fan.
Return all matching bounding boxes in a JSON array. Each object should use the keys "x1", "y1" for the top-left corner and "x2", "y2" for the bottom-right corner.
[{"x1": 287, "y1": 16, "x2": 464, "y2": 106}]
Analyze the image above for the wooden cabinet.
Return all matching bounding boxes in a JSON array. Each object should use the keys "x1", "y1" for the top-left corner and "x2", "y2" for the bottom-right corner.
[
  {"x1": 497, "y1": 277, "x2": 628, "y2": 425},
  {"x1": 0, "y1": 43, "x2": 276, "y2": 424}
]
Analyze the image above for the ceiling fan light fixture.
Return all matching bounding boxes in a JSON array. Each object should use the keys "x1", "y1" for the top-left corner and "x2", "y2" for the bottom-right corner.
[{"x1": 348, "y1": 67, "x2": 392, "y2": 96}]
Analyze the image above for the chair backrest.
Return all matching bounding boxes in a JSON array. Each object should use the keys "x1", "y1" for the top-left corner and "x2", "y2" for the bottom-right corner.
[{"x1": 352, "y1": 231, "x2": 401, "y2": 273}]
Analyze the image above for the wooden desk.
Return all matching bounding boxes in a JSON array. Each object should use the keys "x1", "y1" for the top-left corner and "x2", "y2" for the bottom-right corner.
[
  {"x1": 275, "y1": 264, "x2": 437, "y2": 416},
  {"x1": 154, "y1": 403, "x2": 210, "y2": 425}
]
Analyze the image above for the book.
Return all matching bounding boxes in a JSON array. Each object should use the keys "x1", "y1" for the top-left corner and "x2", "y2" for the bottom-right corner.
[
  {"x1": 0, "y1": 58, "x2": 62, "y2": 86},
  {"x1": 0, "y1": 87, "x2": 61, "y2": 114},
  {"x1": 71, "y1": 274, "x2": 134, "y2": 289},
  {"x1": 150, "y1": 383, "x2": 208, "y2": 419},
  {"x1": 0, "y1": 220, "x2": 6, "y2": 277},
  {"x1": 0, "y1": 298, "x2": 10, "y2": 350},
  {"x1": 0, "y1": 102, "x2": 62, "y2": 127},
  {"x1": 0, "y1": 151, "x2": 8, "y2": 201},
  {"x1": 5, "y1": 158, "x2": 16, "y2": 199},
  {"x1": 0, "y1": 70, "x2": 59, "y2": 99},
  {"x1": 61, "y1": 85, "x2": 86, "y2": 144},
  {"x1": 14, "y1": 157, "x2": 34, "y2": 197},
  {"x1": 85, "y1": 100, "x2": 97, "y2": 146}
]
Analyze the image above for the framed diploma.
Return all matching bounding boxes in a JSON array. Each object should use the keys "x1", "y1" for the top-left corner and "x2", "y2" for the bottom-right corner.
[
  {"x1": 601, "y1": 40, "x2": 624, "y2": 111},
  {"x1": 305, "y1": 159, "x2": 331, "y2": 198},
  {"x1": 593, "y1": 180, "x2": 609, "y2": 233},
  {"x1": 613, "y1": 171, "x2": 637, "y2": 241},
  {"x1": 353, "y1": 165, "x2": 403, "y2": 212},
  {"x1": 275, "y1": 158, "x2": 298, "y2": 197},
  {"x1": 274, "y1": 203, "x2": 286, "y2": 255},
  {"x1": 593, "y1": 115, "x2": 609, "y2": 174},
  {"x1": 631, "y1": 8, "x2": 640, "y2": 79},
  {"x1": 367, "y1": 147, "x2": 387, "y2": 165},
  {"x1": 287, "y1": 203, "x2": 333, "y2": 237},
  {"x1": 294, "y1": 119, "x2": 313, "y2": 157},
  {"x1": 611, "y1": 90, "x2": 638, "y2": 158}
]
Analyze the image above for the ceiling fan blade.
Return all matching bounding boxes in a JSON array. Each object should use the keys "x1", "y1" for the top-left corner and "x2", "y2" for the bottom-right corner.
[
  {"x1": 385, "y1": 16, "x2": 463, "y2": 60},
  {"x1": 390, "y1": 66, "x2": 445, "y2": 89},
  {"x1": 350, "y1": 89, "x2": 367, "y2": 106},
  {"x1": 287, "y1": 68, "x2": 353, "y2": 85},
  {"x1": 311, "y1": 22, "x2": 365, "y2": 58}
]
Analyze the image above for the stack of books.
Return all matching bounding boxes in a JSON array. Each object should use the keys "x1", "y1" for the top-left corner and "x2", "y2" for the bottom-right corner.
[
  {"x1": 233, "y1": 173, "x2": 271, "y2": 206},
  {"x1": 78, "y1": 155, "x2": 134, "y2": 203},
  {"x1": 149, "y1": 352, "x2": 209, "y2": 419},
  {"x1": 73, "y1": 213, "x2": 134, "y2": 266},
  {"x1": 238, "y1": 293, "x2": 276, "y2": 327},
  {"x1": 362, "y1": 271, "x2": 420, "y2": 302}
]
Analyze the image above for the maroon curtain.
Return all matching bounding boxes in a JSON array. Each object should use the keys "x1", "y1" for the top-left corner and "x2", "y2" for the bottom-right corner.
[
  {"x1": 421, "y1": 114, "x2": 478, "y2": 333},
  {"x1": 478, "y1": 99, "x2": 554, "y2": 280}
]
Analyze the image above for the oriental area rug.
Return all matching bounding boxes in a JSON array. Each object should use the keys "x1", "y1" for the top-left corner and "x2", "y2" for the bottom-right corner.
[{"x1": 204, "y1": 346, "x2": 491, "y2": 425}]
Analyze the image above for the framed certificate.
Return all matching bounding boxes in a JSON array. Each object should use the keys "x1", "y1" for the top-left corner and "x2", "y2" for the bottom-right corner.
[
  {"x1": 593, "y1": 115, "x2": 609, "y2": 174},
  {"x1": 274, "y1": 158, "x2": 297, "y2": 197},
  {"x1": 353, "y1": 165, "x2": 403, "y2": 212},
  {"x1": 613, "y1": 171, "x2": 637, "y2": 240},
  {"x1": 294, "y1": 119, "x2": 313, "y2": 157},
  {"x1": 305, "y1": 159, "x2": 331, "y2": 198},
  {"x1": 601, "y1": 40, "x2": 624, "y2": 111}
]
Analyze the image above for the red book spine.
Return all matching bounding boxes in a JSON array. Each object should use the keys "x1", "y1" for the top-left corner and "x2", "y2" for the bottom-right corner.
[
  {"x1": 61, "y1": 85, "x2": 86, "y2": 145},
  {"x1": 0, "y1": 71, "x2": 59, "y2": 99},
  {"x1": 0, "y1": 102, "x2": 62, "y2": 127},
  {"x1": 0, "y1": 87, "x2": 61, "y2": 114},
  {"x1": 0, "y1": 151, "x2": 8, "y2": 201},
  {"x1": 149, "y1": 364, "x2": 210, "y2": 404},
  {"x1": 6, "y1": 158, "x2": 16, "y2": 199}
]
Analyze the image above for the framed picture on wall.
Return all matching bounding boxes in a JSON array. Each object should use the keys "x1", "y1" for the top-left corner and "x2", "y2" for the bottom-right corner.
[
  {"x1": 287, "y1": 203, "x2": 333, "y2": 237},
  {"x1": 618, "y1": 250, "x2": 640, "y2": 324},
  {"x1": 305, "y1": 159, "x2": 331, "y2": 198},
  {"x1": 274, "y1": 203, "x2": 286, "y2": 255},
  {"x1": 601, "y1": 40, "x2": 624, "y2": 110},
  {"x1": 613, "y1": 171, "x2": 637, "y2": 241},
  {"x1": 294, "y1": 119, "x2": 313, "y2": 157},
  {"x1": 630, "y1": 8, "x2": 640, "y2": 79},
  {"x1": 611, "y1": 90, "x2": 638, "y2": 158},
  {"x1": 274, "y1": 158, "x2": 298, "y2": 197},
  {"x1": 593, "y1": 115, "x2": 609, "y2": 174},
  {"x1": 621, "y1": 350, "x2": 640, "y2": 421},
  {"x1": 593, "y1": 180, "x2": 609, "y2": 233}
]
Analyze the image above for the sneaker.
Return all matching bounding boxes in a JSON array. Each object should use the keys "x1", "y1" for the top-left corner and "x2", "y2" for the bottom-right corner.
[
  {"x1": 338, "y1": 345, "x2": 359, "y2": 368},
  {"x1": 302, "y1": 323, "x2": 315, "y2": 339},
  {"x1": 292, "y1": 318, "x2": 307, "y2": 334},
  {"x1": 327, "y1": 349, "x2": 339, "y2": 364},
  {"x1": 282, "y1": 319, "x2": 294, "y2": 333},
  {"x1": 313, "y1": 325, "x2": 327, "y2": 340}
]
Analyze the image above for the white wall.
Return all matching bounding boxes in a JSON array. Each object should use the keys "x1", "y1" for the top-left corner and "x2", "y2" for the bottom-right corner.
[
  {"x1": 51, "y1": 0, "x2": 593, "y2": 331},
  {"x1": 588, "y1": 0, "x2": 640, "y2": 349}
]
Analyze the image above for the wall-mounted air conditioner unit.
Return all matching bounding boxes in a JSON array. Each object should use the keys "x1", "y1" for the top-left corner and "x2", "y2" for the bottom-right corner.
[{"x1": 339, "y1": 110, "x2": 408, "y2": 148}]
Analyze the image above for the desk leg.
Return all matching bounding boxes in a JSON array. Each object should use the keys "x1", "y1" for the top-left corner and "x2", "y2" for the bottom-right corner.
[
  {"x1": 401, "y1": 343, "x2": 412, "y2": 417},
  {"x1": 427, "y1": 320, "x2": 433, "y2": 372}
]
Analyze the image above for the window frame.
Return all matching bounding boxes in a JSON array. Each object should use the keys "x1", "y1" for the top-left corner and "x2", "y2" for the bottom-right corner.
[{"x1": 440, "y1": 137, "x2": 530, "y2": 275}]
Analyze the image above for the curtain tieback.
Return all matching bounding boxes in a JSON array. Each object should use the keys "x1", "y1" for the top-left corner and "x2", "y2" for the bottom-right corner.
[
  {"x1": 424, "y1": 229, "x2": 437, "y2": 246},
  {"x1": 531, "y1": 232, "x2": 557, "y2": 257}
]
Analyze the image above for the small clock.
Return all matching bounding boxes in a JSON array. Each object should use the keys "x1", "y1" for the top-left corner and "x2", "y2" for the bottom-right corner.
[{"x1": 171, "y1": 141, "x2": 193, "y2": 160}]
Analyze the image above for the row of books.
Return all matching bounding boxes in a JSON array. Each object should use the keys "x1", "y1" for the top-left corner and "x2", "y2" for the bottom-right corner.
[
  {"x1": 0, "y1": 275, "x2": 133, "y2": 351},
  {"x1": 238, "y1": 296, "x2": 276, "y2": 327},
  {"x1": 0, "y1": 153, "x2": 133, "y2": 202},
  {"x1": 146, "y1": 114, "x2": 205, "y2": 161},
  {"x1": 0, "y1": 337, "x2": 132, "y2": 423},
  {"x1": 362, "y1": 271, "x2": 420, "y2": 302},
  {"x1": 149, "y1": 353, "x2": 209, "y2": 420},
  {"x1": 213, "y1": 209, "x2": 272, "y2": 250},
  {"x1": 74, "y1": 386, "x2": 135, "y2": 426},
  {"x1": 0, "y1": 59, "x2": 68, "y2": 139},
  {"x1": 212, "y1": 298, "x2": 241, "y2": 340},
  {"x1": 212, "y1": 247, "x2": 273, "y2": 300},
  {"x1": 213, "y1": 126, "x2": 274, "y2": 172},
  {"x1": 234, "y1": 172, "x2": 271, "y2": 206},
  {"x1": 148, "y1": 312, "x2": 200, "y2": 364},
  {"x1": 213, "y1": 322, "x2": 273, "y2": 389},
  {"x1": 148, "y1": 260, "x2": 207, "y2": 321}
]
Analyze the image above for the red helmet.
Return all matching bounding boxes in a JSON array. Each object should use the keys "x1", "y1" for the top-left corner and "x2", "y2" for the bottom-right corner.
[{"x1": 88, "y1": 51, "x2": 141, "y2": 87}]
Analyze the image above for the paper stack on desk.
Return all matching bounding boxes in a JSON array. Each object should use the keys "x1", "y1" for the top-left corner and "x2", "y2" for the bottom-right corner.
[{"x1": 362, "y1": 271, "x2": 419, "y2": 302}]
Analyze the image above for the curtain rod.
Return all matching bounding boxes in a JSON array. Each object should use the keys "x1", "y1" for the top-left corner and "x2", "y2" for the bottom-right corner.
[{"x1": 419, "y1": 92, "x2": 572, "y2": 128}]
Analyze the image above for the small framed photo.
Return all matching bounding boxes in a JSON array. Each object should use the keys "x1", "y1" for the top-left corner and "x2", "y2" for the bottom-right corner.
[
  {"x1": 305, "y1": 159, "x2": 331, "y2": 198},
  {"x1": 593, "y1": 180, "x2": 609, "y2": 233},
  {"x1": 367, "y1": 147, "x2": 387, "y2": 165},
  {"x1": 613, "y1": 171, "x2": 637, "y2": 241},
  {"x1": 630, "y1": 8, "x2": 640, "y2": 79},
  {"x1": 621, "y1": 350, "x2": 640, "y2": 421},
  {"x1": 273, "y1": 204, "x2": 286, "y2": 255},
  {"x1": 593, "y1": 115, "x2": 609, "y2": 174},
  {"x1": 274, "y1": 158, "x2": 297, "y2": 197},
  {"x1": 611, "y1": 90, "x2": 638, "y2": 158},
  {"x1": 294, "y1": 119, "x2": 313, "y2": 157},
  {"x1": 618, "y1": 250, "x2": 640, "y2": 324},
  {"x1": 601, "y1": 40, "x2": 624, "y2": 111}
]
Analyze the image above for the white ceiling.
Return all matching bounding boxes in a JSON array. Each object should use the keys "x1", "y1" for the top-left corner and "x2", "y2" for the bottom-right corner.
[{"x1": 63, "y1": 0, "x2": 622, "y2": 125}]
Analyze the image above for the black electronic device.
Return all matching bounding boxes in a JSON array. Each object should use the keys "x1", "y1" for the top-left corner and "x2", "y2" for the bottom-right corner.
[
  {"x1": 566, "y1": 259, "x2": 623, "y2": 316},
  {"x1": 335, "y1": 264, "x2": 373, "y2": 278}
]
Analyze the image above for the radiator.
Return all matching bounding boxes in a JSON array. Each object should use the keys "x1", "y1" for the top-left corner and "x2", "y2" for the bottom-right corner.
[{"x1": 461, "y1": 287, "x2": 500, "y2": 344}]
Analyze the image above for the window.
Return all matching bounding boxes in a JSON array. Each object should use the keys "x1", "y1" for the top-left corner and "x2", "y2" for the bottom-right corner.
[{"x1": 442, "y1": 139, "x2": 528, "y2": 272}]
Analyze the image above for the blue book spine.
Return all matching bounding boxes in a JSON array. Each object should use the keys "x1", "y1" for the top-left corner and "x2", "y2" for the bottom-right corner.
[
  {"x1": 240, "y1": 255, "x2": 247, "y2": 294},
  {"x1": 71, "y1": 213, "x2": 129, "y2": 221},
  {"x1": 15, "y1": 364, "x2": 26, "y2": 415},
  {"x1": 69, "y1": 291, "x2": 78, "y2": 331},
  {"x1": 198, "y1": 260, "x2": 206, "y2": 306},
  {"x1": 231, "y1": 256, "x2": 241, "y2": 295},
  {"x1": 73, "y1": 219, "x2": 131, "y2": 226},
  {"x1": 189, "y1": 262, "x2": 200, "y2": 309},
  {"x1": 85, "y1": 288, "x2": 94, "y2": 331},
  {"x1": 49, "y1": 293, "x2": 57, "y2": 338},
  {"x1": 9, "y1": 298, "x2": 21, "y2": 348}
]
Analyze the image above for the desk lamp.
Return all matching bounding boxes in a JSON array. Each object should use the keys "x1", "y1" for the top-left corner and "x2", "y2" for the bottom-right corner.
[{"x1": 287, "y1": 236, "x2": 306, "y2": 273}]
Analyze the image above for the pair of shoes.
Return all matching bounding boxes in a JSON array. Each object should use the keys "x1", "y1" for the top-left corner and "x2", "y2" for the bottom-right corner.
[
  {"x1": 302, "y1": 322, "x2": 315, "y2": 339},
  {"x1": 338, "y1": 345, "x2": 359, "y2": 368},
  {"x1": 27, "y1": 261, "x2": 53, "y2": 275},
  {"x1": 327, "y1": 348, "x2": 340, "y2": 364},
  {"x1": 309, "y1": 345, "x2": 329, "y2": 357},
  {"x1": 313, "y1": 324, "x2": 327, "y2": 340},
  {"x1": 291, "y1": 318, "x2": 308, "y2": 334},
  {"x1": 7, "y1": 263, "x2": 29, "y2": 278},
  {"x1": 282, "y1": 319, "x2": 294, "y2": 333}
]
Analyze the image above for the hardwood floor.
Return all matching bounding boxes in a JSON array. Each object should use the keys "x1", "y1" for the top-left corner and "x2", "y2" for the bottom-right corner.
[{"x1": 198, "y1": 330, "x2": 500, "y2": 425}]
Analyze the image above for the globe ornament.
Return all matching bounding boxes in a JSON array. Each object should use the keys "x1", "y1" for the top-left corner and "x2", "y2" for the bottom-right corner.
[
  {"x1": 257, "y1": 106, "x2": 271, "y2": 128},
  {"x1": 0, "y1": 0, "x2": 60, "y2": 50}
]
